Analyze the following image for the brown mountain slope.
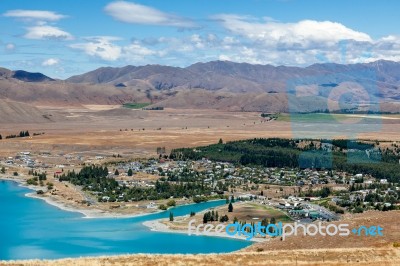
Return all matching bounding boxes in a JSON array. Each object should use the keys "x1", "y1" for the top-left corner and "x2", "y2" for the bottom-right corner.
[
  {"x1": 66, "y1": 60, "x2": 400, "y2": 101},
  {"x1": 0, "y1": 99, "x2": 59, "y2": 123},
  {"x1": 0, "y1": 79, "x2": 158, "y2": 106},
  {"x1": 1, "y1": 61, "x2": 400, "y2": 112},
  {"x1": 149, "y1": 89, "x2": 346, "y2": 113}
]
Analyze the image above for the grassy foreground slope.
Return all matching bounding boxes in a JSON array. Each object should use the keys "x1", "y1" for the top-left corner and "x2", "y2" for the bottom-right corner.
[{"x1": 2, "y1": 247, "x2": 399, "y2": 266}]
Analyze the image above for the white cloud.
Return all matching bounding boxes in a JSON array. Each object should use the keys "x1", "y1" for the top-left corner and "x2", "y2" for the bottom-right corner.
[
  {"x1": 24, "y1": 25, "x2": 73, "y2": 40},
  {"x1": 219, "y1": 54, "x2": 231, "y2": 61},
  {"x1": 212, "y1": 14, "x2": 372, "y2": 48},
  {"x1": 123, "y1": 42, "x2": 156, "y2": 59},
  {"x1": 5, "y1": 43, "x2": 15, "y2": 51},
  {"x1": 42, "y1": 58, "x2": 59, "y2": 66},
  {"x1": 104, "y1": 1, "x2": 196, "y2": 28},
  {"x1": 3, "y1": 9, "x2": 66, "y2": 21},
  {"x1": 70, "y1": 37, "x2": 122, "y2": 61},
  {"x1": 70, "y1": 37, "x2": 161, "y2": 64},
  {"x1": 4, "y1": 9, "x2": 72, "y2": 41}
]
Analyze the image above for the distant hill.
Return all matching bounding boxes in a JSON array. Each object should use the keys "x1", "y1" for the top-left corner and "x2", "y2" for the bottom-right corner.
[
  {"x1": 66, "y1": 60, "x2": 400, "y2": 101},
  {"x1": 0, "y1": 67, "x2": 54, "y2": 82},
  {"x1": 12, "y1": 70, "x2": 54, "y2": 82},
  {"x1": 1, "y1": 61, "x2": 400, "y2": 113}
]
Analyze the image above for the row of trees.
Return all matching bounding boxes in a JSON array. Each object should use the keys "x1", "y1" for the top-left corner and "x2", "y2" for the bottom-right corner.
[
  {"x1": 0, "y1": 131, "x2": 30, "y2": 140},
  {"x1": 203, "y1": 210, "x2": 219, "y2": 223}
]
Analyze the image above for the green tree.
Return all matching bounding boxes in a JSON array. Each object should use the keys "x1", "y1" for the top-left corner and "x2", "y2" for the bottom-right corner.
[
  {"x1": 127, "y1": 169, "x2": 133, "y2": 176},
  {"x1": 1, "y1": 167, "x2": 5, "y2": 174},
  {"x1": 220, "y1": 215, "x2": 229, "y2": 222},
  {"x1": 203, "y1": 212, "x2": 210, "y2": 223},
  {"x1": 114, "y1": 169, "x2": 119, "y2": 175},
  {"x1": 169, "y1": 212, "x2": 174, "y2": 221},
  {"x1": 167, "y1": 199, "x2": 176, "y2": 207},
  {"x1": 228, "y1": 202, "x2": 233, "y2": 212},
  {"x1": 261, "y1": 218, "x2": 268, "y2": 233},
  {"x1": 218, "y1": 138, "x2": 223, "y2": 144}
]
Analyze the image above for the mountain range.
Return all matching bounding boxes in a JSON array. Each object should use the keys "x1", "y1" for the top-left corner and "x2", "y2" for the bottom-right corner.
[{"x1": 1, "y1": 60, "x2": 400, "y2": 113}]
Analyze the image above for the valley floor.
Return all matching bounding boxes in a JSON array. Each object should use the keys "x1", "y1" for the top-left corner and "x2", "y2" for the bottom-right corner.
[{"x1": 2, "y1": 107, "x2": 400, "y2": 265}]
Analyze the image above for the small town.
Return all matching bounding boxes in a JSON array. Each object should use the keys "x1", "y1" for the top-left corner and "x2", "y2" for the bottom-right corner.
[{"x1": 1, "y1": 147, "x2": 399, "y2": 224}]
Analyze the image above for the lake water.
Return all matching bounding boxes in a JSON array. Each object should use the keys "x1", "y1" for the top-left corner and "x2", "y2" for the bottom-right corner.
[{"x1": 0, "y1": 180, "x2": 250, "y2": 260}]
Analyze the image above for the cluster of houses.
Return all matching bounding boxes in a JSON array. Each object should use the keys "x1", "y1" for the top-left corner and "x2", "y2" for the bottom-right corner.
[
  {"x1": 3, "y1": 152, "x2": 36, "y2": 168},
  {"x1": 333, "y1": 186, "x2": 400, "y2": 208},
  {"x1": 107, "y1": 158, "x2": 392, "y2": 194}
]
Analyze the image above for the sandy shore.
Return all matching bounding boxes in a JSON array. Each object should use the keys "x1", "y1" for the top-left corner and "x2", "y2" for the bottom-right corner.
[
  {"x1": 142, "y1": 218, "x2": 267, "y2": 243},
  {"x1": 24, "y1": 191, "x2": 155, "y2": 219}
]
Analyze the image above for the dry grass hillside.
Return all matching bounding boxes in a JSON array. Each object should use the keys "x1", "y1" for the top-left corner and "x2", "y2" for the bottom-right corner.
[
  {"x1": 0, "y1": 79, "x2": 156, "y2": 106},
  {"x1": 245, "y1": 210, "x2": 400, "y2": 252},
  {"x1": 0, "y1": 99, "x2": 62, "y2": 123},
  {"x1": 1, "y1": 247, "x2": 399, "y2": 266}
]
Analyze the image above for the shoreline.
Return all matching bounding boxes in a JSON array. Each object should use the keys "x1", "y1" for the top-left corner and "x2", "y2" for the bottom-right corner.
[
  {"x1": 0, "y1": 177, "x2": 161, "y2": 219},
  {"x1": 142, "y1": 218, "x2": 267, "y2": 243},
  {"x1": 0, "y1": 177, "x2": 225, "y2": 220},
  {"x1": 2, "y1": 177, "x2": 254, "y2": 243}
]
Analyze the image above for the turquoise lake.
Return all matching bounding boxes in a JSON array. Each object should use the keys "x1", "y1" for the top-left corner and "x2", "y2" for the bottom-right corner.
[{"x1": 0, "y1": 180, "x2": 250, "y2": 260}]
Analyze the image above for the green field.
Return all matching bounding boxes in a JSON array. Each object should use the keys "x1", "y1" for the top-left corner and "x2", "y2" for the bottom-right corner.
[
  {"x1": 276, "y1": 113, "x2": 348, "y2": 122},
  {"x1": 122, "y1": 102, "x2": 151, "y2": 109},
  {"x1": 274, "y1": 113, "x2": 400, "y2": 123},
  {"x1": 249, "y1": 203, "x2": 293, "y2": 223}
]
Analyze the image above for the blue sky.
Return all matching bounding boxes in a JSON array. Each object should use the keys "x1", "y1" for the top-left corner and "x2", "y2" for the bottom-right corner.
[{"x1": 1, "y1": 0, "x2": 399, "y2": 79}]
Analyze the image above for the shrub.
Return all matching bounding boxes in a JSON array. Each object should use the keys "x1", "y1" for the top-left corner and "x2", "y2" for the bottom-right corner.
[
  {"x1": 47, "y1": 182, "x2": 54, "y2": 190},
  {"x1": 193, "y1": 196, "x2": 207, "y2": 203},
  {"x1": 167, "y1": 199, "x2": 176, "y2": 207},
  {"x1": 27, "y1": 178, "x2": 38, "y2": 186}
]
